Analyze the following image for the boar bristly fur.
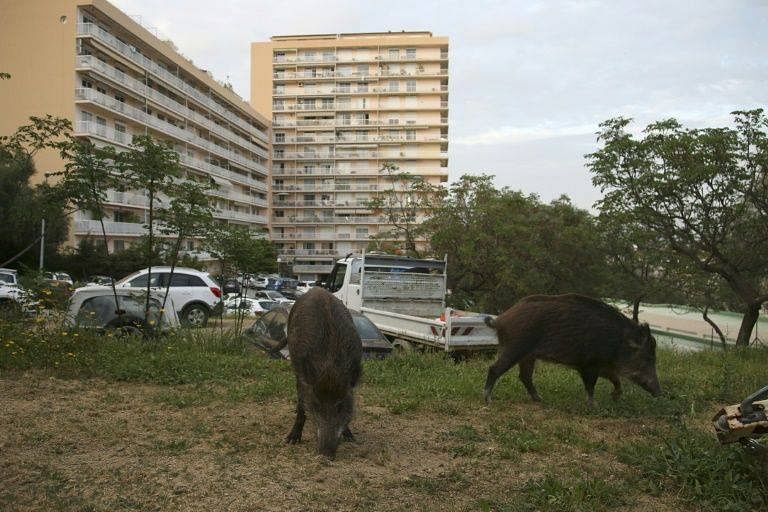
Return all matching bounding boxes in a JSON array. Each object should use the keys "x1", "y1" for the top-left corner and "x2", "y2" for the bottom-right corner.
[
  {"x1": 484, "y1": 293, "x2": 661, "y2": 406},
  {"x1": 284, "y1": 287, "x2": 362, "y2": 458}
]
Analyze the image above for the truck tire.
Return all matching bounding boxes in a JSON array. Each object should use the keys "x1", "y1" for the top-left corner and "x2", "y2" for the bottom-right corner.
[{"x1": 392, "y1": 338, "x2": 414, "y2": 353}]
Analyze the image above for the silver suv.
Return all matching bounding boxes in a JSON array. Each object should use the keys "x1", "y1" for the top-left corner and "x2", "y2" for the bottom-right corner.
[{"x1": 115, "y1": 267, "x2": 221, "y2": 327}]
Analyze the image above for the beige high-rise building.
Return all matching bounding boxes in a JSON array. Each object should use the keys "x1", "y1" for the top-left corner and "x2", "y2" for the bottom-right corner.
[
  {"x1": 251, "y1": 32, "x2": 449, "y2": 281},
  {"x1": 0, "y1": 0, "x2": 271, "y2": 262}
]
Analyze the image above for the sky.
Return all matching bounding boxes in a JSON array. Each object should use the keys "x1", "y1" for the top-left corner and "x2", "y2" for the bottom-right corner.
[{"x1": 112, "y1": 0, "x2": 768, "y2": 209}]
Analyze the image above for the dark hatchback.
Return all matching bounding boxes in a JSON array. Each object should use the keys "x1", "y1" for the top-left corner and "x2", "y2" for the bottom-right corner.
[{"x1": 243, "y1": 307, "x2": 393, "y2": 359}]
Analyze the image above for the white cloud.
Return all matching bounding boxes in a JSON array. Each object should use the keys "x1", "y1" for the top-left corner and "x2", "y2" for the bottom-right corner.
[{"x1": 453, "y1": 123, "x2": 598, "y2": 145}]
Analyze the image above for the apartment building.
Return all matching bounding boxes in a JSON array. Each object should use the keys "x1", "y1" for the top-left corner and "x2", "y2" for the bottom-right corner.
[
  {"x1": 0, "y1": 0, "x2": 271, "y2": 261},
  {"x1": 251, "y1": 32, "x2": 449, "y2": 281}
]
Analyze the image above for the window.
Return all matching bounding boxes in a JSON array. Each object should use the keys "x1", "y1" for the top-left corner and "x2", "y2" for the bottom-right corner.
[
  {"x1": 388, "y1": 80, "x2": 399, "y2": 92},
  {"x1": 356, "y1": 64, "x2": 368, "y2": 76},
  {"x1": 406, "y1": 80, "x2": 416, "y2": 92},
  {"x1": 113, "y1": 240, "x2": 125, "y2": 252},
  {"x1": 81, "y1": 79, "x2": 93, "y2": 89},
  {"x1": 406, "y1": 130, "x2": 416, "y2": 141},
  {"x1": 356, "y1": 82, "x2": 368, "y2": 93},
  {"x1": 322, "y1": 51, "x2": 335, "y2": 62},
  {"x1": 114, "y1": 122, "x2": 126, "y2": 143},
  {"x1": 274, "y1": 84, "x2": 285, "y2": 94},
  {"x1": 80, "y1": 111, "x2": 93, "y2": 123},
  {"x1": 338, "y1": 82, "x2": 351, "y2": 93},
  {"x1": 388, "y1": 48, "x2": 399, "y2": 60},
  {"x1": 406, "y1": 48, "x2": 416, "y2": 59},
  {"x1": 275, "y1": 133, "x2": 285, "y2": 143}
]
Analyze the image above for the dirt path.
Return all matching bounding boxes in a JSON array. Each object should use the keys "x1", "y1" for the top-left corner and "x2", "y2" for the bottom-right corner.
[{"x1": 0, "y1": 373, "x2": 681, "y2": 512}]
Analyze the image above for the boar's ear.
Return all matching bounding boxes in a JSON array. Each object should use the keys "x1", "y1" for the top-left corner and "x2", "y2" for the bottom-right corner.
[{"x1": 627, "y1": 323, "x2": 651, "y2": 349}]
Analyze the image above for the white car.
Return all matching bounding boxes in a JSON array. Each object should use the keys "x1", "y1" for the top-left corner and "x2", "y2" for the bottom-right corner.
[
  {"x1": 115, "y1": 267, "x2": 222, "y2": 327},
  {"x1": 0, "y1": 268, "x2": 35, "y2": 312},
  {"x1": 67, "y1": 286, "x2": 179, "y2": 334},
  {"x1": 295, "y1": 280, "x2": 316, "y2": 296},
  {"x1": 223, "y1": 297, "x2": 278, "y2": 317},
  {"x1": 253, "y1": 290, "x2": 293, "y2": 304}
]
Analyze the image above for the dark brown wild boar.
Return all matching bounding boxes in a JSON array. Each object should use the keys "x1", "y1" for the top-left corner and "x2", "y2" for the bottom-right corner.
[
  {"x1": 284, "y1": 287, "x2": 363, "y2": 458},
  {"x1": 484, "y1": 294, "x2": 661, "y2": 406}
]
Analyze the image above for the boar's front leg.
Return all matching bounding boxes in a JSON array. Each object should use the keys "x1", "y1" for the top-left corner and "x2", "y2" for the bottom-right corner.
[{"x1": 341, "y1": 425, "x2": 355, "y2": 442}]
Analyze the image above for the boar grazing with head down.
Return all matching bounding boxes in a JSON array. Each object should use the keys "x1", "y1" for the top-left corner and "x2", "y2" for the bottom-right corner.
[
  {"x1": 284, "y1": 287, "x2": 363, "y2": 458},
  {"x1": 484, "y1": 294, "x2": 661, "y2": 406}
]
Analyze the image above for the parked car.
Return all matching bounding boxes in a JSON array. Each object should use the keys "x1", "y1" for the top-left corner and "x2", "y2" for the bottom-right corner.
[
  {"x1": 221, "y1": 277, "x2": 241, "y2": 295},
  {"x1": 295, "y1": 280, "x2": 316, "y2": 296},
  {"x1": 67, "y1": 286, "x2": 179, "y2": 335},
  {"x1": 114, "y1": 267, "x2": 221, "y2": 327},
  {"x1": 265, "y1": 277, "x2": 300, "y2": 299},
  {"x1": 253, "y1": 290, "x2": 292, "y2": 304},
  {"x1": 243, "y1": 306, "x2": 393, "y2": 359},
  {"x1": 223, "y1": 297, "x2": 278, "y2": 317},
  {"x1": 85, "y1": 275, "x2": 115, "y2": 287},
  {"x1": 250, "y1": 274, "x2": 274, "y2": 290},
  {"x1": 43, "y1": 271, "x2": 74, "y2": 285},
  {"x1": 0, "y1": 268, "x2": 34, "y2": 313}
]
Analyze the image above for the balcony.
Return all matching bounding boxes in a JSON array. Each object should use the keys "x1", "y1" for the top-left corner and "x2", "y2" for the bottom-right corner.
[
  {"x1": 77, "y1": 23, "x2": 267, "y2": 142},
  {"x1": 76, "y1": 55, "x2": 269, "y2": 157},
  {"x1": 75, "y1": 219, "x2": 147, "y2": 236},
  {"x1": 277, "y1": 248, "x2": 340, "y2": 257},
  {"x1": 292, "y1": 264, "x2": 334, "y2": 273},
  {"x1": 104, "y1": 190, "x2": 150, "y2": 208},
  {"x1": 75, "y1": 88, "x2": 267, "y2": 175},
  {"x1": 272, "y1": 215, "x2": 388, "y2": 225},
  {"x1": 177, "y1": 154, "x2": 267, "y2": 191},
  {"x1": 215, "y1": 209, "x2": 267, "y2": 224}
]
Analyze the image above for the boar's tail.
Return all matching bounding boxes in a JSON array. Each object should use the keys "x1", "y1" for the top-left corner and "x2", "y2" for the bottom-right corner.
[{"x1": 484, "y1": 316, "x2": 497, "y2": 329}]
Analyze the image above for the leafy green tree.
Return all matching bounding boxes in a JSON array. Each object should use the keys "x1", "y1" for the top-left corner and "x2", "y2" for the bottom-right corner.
[
  {"x1": 365, "y1": 163, "x2": 436, "y2": 257},
  {"x1": 117, "y1": 135, "x2": 180, "y2": 321},
  {"x1": 596, "y1": 212, "x2": 674, "y2": 321},
  {"x1": 156, "y1": 179, "x2": 216, "y2": 311},
  {"x1": 588, "y1": 110, "x2": 768, "y2": 347},
  {"x1": 0, "y1": 116, "x2": 71, "y2": 269},
  {"x1": 423, "y1": 174, "x2": 606, "y2": 313},
  {"x1": 54, "y1": 139, "x2": 123, "y2": 305}
]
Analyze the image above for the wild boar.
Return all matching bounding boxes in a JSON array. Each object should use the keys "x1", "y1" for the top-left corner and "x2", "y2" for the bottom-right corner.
[
  {"x1": 284, "y1": 287, "x2": 363, "y2": 458},
  {"x1": 483, "y1": 293, "x2": 661, "y2": 406}
]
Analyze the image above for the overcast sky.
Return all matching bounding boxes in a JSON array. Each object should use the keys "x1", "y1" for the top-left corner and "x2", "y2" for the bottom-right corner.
[{"x1": 112, "y1": 0, "x2": 768, "y2": 209}]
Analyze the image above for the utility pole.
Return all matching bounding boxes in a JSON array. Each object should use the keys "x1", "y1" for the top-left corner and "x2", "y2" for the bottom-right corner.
[{"x1": 39, "y1": 219, "x2": 45, "y2": 270}]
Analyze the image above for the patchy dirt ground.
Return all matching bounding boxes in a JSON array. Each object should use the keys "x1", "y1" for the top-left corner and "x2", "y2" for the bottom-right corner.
[{"x1": 1, "y1": 373, "x2": 682, "y2": 512}]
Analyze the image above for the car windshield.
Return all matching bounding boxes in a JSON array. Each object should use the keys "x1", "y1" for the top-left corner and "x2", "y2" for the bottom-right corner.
[
  {"x1": 0, "y1": 273, "x2": 14, "y2": 284},
  {"x1": 352, "y1": 314, "x2": 383, "y2": 340}
]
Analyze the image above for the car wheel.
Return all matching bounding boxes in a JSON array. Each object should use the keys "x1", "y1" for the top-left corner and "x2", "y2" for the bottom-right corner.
[{"x1": 182, "y1": 304, "x2": 209, "y2": 327}]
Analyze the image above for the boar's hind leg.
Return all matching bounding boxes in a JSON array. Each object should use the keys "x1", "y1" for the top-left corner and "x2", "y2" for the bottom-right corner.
[
  {"x1": 285, "y1": 389, "x2": 306, "y2": 444},
  {"x1": 341, "y1": 425, "x2": 355, "y2": 442},
  {"x1": 484, "y1": 349, "x2": 526, "y2": 404},
  {"x1": 518, "y1": 356, "x2": 541, "y2": 402}
]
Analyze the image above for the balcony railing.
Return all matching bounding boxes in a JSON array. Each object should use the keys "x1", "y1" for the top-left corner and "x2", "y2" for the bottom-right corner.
[
  {"x1": 277, "y1": 248, "x2": 340, "y2": 257},
  {"x1": 292, "y1": 264, "x2": 334, "y2": 273},
  {"x1": 76, "y1": 55, "x2": 269, "y2": 157},
  {"x1": 75, "y1": 219, "x2": 147, "y2": 236},
  {"x1": 75, "y1": 88, "x2": 267, "y2": 174},
  {"x1": 77, "y1": 23, "x2": 268, "y2": 143},
  {"x1": 104, "y1": 190, "x2": 150, "y2": 208},
  {"x1": 214, "y1": 209, "x2": 267, "y2": 224},
  {"x1": 272, "y1": 215, "x2": 388, "y2": 225},
  {"x1": 273, "y1": 53, "x2": 448, "y2": 65}
]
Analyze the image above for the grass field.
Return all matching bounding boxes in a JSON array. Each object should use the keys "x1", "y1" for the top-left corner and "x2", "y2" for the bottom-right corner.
[{"x1": 1, "y1": 318, "x2": 766, "y2": 511}]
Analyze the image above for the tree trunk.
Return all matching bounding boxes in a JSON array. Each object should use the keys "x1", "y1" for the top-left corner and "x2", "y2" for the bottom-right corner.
[
  {"x1": 702, "y1": 305, "x2": 728, "y2": 350},
  {"x1": 632, "y1": 297, "x2": 642, "y2": 323},
  {"x1": 736, "y1": 301, "x2": 762, "y2": 347}
]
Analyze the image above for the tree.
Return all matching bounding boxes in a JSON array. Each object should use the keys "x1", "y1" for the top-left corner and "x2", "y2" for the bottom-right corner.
[
  {"x1": 156, "y1": 179, "x2": 216, "y2": 311},
  {"x1": 118, "y1": 135, "x2": 180, "y2": 322},
  {"x1": 422, "y1": 174, "x2": 607, "y2": 313},
  {"x1": 596, "y1": 212, "x2": 673, "y2": 321},
  {"x1": 588, "y1": 110, "x2": 768, "y2": 346},
  {"x1": 365, "y1": 163, "x2": 436, "y2": 257},
  {"x1": 0, "y1": 116, "x2": 71, "y2": 269},
  {"x1": 54, "y1": 139, "x2": 123, "y2": 308}
]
